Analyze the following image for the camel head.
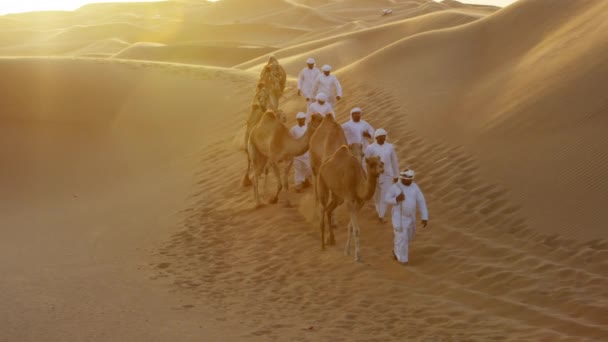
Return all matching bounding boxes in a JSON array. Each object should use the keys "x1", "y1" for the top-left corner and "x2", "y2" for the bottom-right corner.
[
  {"x1": 348, "y1": 143, "x2": 364, "y2": 161},
  {"x1": 365, "y1": 156, "x2": 384, "y2": 176},
  {"x1": 308, "y1": 113, "x2": 323, "y2": 130},
  {"x1": 267, "y1": 56, "x2": 279, "y2": 65}
]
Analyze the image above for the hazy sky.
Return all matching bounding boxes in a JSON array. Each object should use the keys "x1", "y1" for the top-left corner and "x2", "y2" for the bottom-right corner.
[
  {"x1": 0, "y1": 0, "x2": 518, "y2": 15},
  {"x1": 0, "y1": 0, "x2": 164, "y2": 15}
]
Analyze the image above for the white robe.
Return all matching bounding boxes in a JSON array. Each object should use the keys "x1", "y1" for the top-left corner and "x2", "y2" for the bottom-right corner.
[
  {"x1": 289, "y1": 124, "x2": 312, "y2": 185},
  {"x1": 385, "y1": 182, "x2": 428, "y2": 263},
  {"x1": 364, "y1": 142, "x2": 399, "y2": 218},
  {"x1": 341, "y1": 119, "x2": 374, "y2": 151},
  {"x1": 312, "y1": 74, "x2": 342, "y2": 108},
  {"x1": 306, "y1": 101, "x2": 334, "y2": 122},
  {"x1": 298, "y1": 67, "x2": 321, "y2": 108}
]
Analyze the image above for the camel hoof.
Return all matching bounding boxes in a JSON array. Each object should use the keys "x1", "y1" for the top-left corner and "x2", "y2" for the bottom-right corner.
[
  {"x1": 327, "y1": 237, "x2": 336, "y2": 246},
  {"x1": 241, "y1": 176, "x2": 252, "y2": 187},
  {"x1": 268, "y1": 197, "x2": 278, "y2": 204}
]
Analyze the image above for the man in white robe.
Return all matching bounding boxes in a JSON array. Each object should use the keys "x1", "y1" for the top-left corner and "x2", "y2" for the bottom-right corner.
[
  {"x1": 297, "y1": 57, "x2": 321, "y2": 110},
  {"x1": 306, "y1": 92, "x2": 334, "y2": 122},
  {"x1": 289, "y1": 112, "x2": 312, "y2": 191},
  {"x1": 341, "y1": 107, "x2": 374, "y2": 151},
  {"x1": 312, "y1": 64, "x2": 342, "y2": 109},
  {"x1": 364, "y1": 128, "x2": 399, "y2": 223},
  {"x1": 384, "y1": 169, "x2": 428, "y2": 264}
]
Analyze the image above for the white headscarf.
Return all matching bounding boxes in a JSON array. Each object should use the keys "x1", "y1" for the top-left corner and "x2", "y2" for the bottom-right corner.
[
  {"x1": 374, "y1": 128, "x2": 387, "y2": 138},
  {"x1": 399, "y1": 169, "x2": 415, "y2": 179}
]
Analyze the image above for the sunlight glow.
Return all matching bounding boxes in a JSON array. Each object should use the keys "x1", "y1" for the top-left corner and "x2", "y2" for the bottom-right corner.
[
  {"x1": 0, "y1": 1, "x2": 165, "y2": 15},
  {"x1": 1, "y1": 0, "x2": 517, "y2": 16}
]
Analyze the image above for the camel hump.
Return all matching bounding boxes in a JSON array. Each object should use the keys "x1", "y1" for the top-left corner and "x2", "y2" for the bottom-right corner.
[
  {"x1": 334, "y1": 145, "x2": 351, "y2": 158},
  {"x1": 323, "y1": 113, "x2": 337, "y2": 123},
  {"x1": 263, "y1": 110, "x2": 276, "y2": 119}
]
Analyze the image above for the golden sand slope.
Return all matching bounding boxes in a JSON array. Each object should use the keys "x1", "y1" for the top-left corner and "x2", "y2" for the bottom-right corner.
[
  {"x1": 342, "y1": 0, "x2": 608, "y2": 241},
  {"x1": 1, "y1": 0, "x2": 607, "y2": 341},
  {"x1": 112, "y1": 41, "x2": 277, "y2": 66},
  {"x1": 0, "y1": 57, "x2": 270, "y2": 341}
]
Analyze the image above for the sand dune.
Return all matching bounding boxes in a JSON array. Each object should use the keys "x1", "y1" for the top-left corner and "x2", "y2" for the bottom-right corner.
[
  {"x1": 0, "y1": 57, "x2": 264, "y2": 341},
  {"x1": 1, "y1": 0, "x2": 607, "y2": 341},
  {"x1": 342, "y1": 0, "x2": 608, "y2": 241},
  {"x1": 112, "y1": 41, "x2": 276, "y2": 66},
  {"x1": 72, "y1": 37, "x2": 131, "y2": 56},
  {"x1": 236, "y1": 10, "x2": 483, "y2": 75}
]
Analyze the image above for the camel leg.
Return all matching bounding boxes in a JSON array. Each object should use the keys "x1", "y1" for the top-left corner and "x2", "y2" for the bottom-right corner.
[
  {"x1": 316, "y1": 174, "x2": 329, "y2": 250},
  {"x1": 263, "y1": 165, "x2": 269, "y2": 195},
  {"x1": 241, "y1": 153, "x2": 252, "y2": 187},
  {"x1": 283, "y1": 158, "x2": 293, "y2": 191},
  {"x1": 268, "y1": 162, "x2": 282, "y2": 204},
  {"x1": 349, "y1": 203, "x2": 363, "y2": 262},
  {"x1": 325, "y1": 194, "x2": 342, "y2": 246},
  {"x1": 344, "y1": 219, "x2": 353, "y2": 256},
  {"x1": 311, "y1": 171, "x2": 320, "y2": 224},
  {"x1": 241, "y1": 132, "x2": 253, "y2": 187},
  {"x1": 248, "y1": 143, "x2": 266, "y2": 208}
]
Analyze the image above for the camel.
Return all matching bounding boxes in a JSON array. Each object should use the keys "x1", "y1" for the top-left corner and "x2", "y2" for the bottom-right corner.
[
  {"x1": 259, "y1": 56, "x2": 286, "y2": 100},
  {"x1": 253, "y1": 81, "x2": 278, "y2": 113},
  {"x1": 241, "y1": 82, "x2": 283, "y2": 187},
  {"x1": 248, "y1": 110, "x2": 323, "y2": 207},
  {"x1": 309, "y1": 114, "x2": 364, "y2": 212},
  {"x1": 317, "y1": 146, "x2": 384, "y2": 262},
  {"x1": 240, "y1": 57, "x2": 286, "y2": 188}
]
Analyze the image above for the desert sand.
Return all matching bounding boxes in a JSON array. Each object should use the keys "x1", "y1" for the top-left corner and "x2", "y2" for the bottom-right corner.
[{"x1": 1, "y1": 0, "x2": 607, "y2": 341}]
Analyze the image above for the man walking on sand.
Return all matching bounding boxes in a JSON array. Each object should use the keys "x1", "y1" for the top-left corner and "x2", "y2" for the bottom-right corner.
[
  {"x1": 342, "y1": 107, "x2": 374, "y2": 151},
  {"x1": 385, "y1": 169, "x2": 428, "y2": 265},
  {"x1": 312, "y1": 64, "x2": 342, "y2": 109},
  {"x1": 306, "y1": 92, "x2": 334, "y2": 122},
  {"x1": 364, "y1": 128, "x2": 399, "y2": 223},
  {"x1": 289, "y1": 112, "x2": 312, "y2": 191},
  {"x1": 297, "y1": 57, "x2": 321, "y2": 110}
]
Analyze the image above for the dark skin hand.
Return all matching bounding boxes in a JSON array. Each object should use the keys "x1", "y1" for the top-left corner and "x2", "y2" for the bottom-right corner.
[
  {"x1": 396, "y1": 192, "x2": 405, "y2": 202},
  {"x1": 362, "y1": 131, "x2": 371, "y2": 139},
  {"x1": 337, "y1": 96, "x2": 341, "y2": 100},
  {"x1": 393, "y1": 178, "x2": 399, "y2": 183},
  {"x1": 422, "y1": 220, "x2": 428, "y2": 228}
]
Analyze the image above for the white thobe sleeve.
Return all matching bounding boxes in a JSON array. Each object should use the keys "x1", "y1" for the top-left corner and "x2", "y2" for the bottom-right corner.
[
  {"x1": 297, "y1": 70, "x2": 304, "y2": 91},
  {"x1": 333, "y1": 76, "x2": 342, "y2": 97},
  {"x1": 311, "y1": 75, "x2": 321, "y2": 99},
  {"x1": 390, "y1": 146, "x2": 399, "y2": 178},
  {"x1": 341, "y1": 122, "x2": 350, "y2": 142},
  {"x1": 365, "y1": 122, "x2": 375, "y2": 138},
  {"x1": 416, "y1": 187, "x2": 429, "y2": 220},
  {"x1": 384, "y1": 184, "x2": 401, "y2": 205},
  {"x1": 289, "y1": 126, "x2": 297, "y2": 139},
  {"x1": 364, "y1": 145, "x2": 373, "y2": 158},
  {"x1": 363, "y1": 145, "x2": 374, "y2": 174}
]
